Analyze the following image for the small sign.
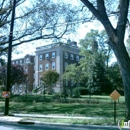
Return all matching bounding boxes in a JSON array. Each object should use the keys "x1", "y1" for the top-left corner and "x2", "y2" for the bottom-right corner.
[
  {"x1": 2, "y1": 91, "x2": 10, "y2": 98},
  {"x1": 110, "y1": 90, "x2": 121, "y2": 101}
]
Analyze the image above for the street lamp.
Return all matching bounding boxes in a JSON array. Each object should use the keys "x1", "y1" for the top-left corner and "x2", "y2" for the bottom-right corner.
[{"x1": 4, "y1": 0, "x2": 16, "y2": 115}]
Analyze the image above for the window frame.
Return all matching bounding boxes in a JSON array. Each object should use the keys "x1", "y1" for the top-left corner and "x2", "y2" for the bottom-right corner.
[
  {"x1": 52, "y1": 62, "x2": 56, "y2": 69},
  {"x1": 76, "y1": 55, "x2": 79, "y2": 61},
  {"x1": 70, "y1": 54, "x2": 74, "y2": 60},
  {"x1": 39, "y1": 64, "x2": 43, "y2": 71},
  {"x1": 45, "y1": 53, "x2": 49, "y2": 59},
  {"x1": 45, "y1": 63, "x2": 49, "y2": 70},
  {"x1": 52, "y1": 52, "x2": 55, "y2": 58},
  {"x1": 39, "y1": 55, "x2": 43, "y2": 61},
  {"x1": 64, "y1": 52, "x2": 68, "y2": 59}
]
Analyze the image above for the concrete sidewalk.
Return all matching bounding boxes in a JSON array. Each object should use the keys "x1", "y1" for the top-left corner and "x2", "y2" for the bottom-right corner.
[
  {"x1": 0, "y1": 113, "x2": 104, "y2": 123},
  {"x1": 0, "y1": 114, "x2": 130, "y2": 129}
]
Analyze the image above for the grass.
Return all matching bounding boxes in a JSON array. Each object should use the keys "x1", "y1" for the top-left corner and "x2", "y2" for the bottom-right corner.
[
  {"x1": 23, "y1": 117, "x2": 116, "y2": 126},
  {"x1": 0, "y1": 95, "x2": 125, "y2": 125}
]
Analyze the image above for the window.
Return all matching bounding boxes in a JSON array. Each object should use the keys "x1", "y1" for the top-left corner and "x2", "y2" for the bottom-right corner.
[
  {"x1": 45, "y1": 53, "x2": 49, "y2": 59},
  {"x1": 25, "y1": 57, "x2": 29, "y2": 63},
  {"x1": 16, "y1": 61, "x2": 18, "y2": 64},
  {"x1": 64, "y1": 52, "x2": 68, "y2": 59},
  {"x1": 52, "y1": 52, "x2": 55, "y2": 58},
  {"x1": 25, "y1": 67, "x2": 28, "y2": 72},
  {"x1": 20, "y1": 60, "x2": 23, "y2": 64},
  {"x1": 52, "y1": 62, "x2": 55, "y2": 69},
  {"x1": 45, "y1": 63, "x2": 49, "y2": 70},
  {"x1": 76, "y1": 55, "x2": 79, "y2": 61},
  {"x1": 19, "y1": 85, "x2": 22, "y2": 92},
  {"x1": 12, "y1": 62, "x2": 15, "y2": 64},
  {"x1": 64, "y1": 62, "x2": 68, "y2": 69},
  {"x1": 70, "y1": 54, "x2": 74, "y2": 60},
  {"x1": 39, "y1": 55, "x2": 42, "y2": 61},
  {"x1": 39, "y1": 64, "x2": 42, "y2": 71}
]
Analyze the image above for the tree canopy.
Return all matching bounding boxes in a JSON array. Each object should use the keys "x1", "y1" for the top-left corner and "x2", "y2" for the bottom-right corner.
[
  {"x1": 0, "y1": 0, "x2": 85, "y2": 52},
  {"x1": 41, "y1": 70, "x2": 59, "y2": 93},
  {"x1": 0, "y1": 64, "x2": 27, "y2": 90},
  {"x1": 80, "y1": 0, "x2": 130, "y2": 120}
]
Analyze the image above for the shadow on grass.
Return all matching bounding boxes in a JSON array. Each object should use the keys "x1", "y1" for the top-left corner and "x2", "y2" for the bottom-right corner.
[{"x1": 3, "y1": 101, "x2": 125, "y2": 118}]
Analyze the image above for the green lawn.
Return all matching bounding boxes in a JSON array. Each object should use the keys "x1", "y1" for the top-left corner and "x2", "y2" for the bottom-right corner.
[
  {"x1": 0, "y1": 95, "x2": 125, "y2": 125},
  {"x1": 0, "y1": 95, "x2": 125, "y2": 118}
]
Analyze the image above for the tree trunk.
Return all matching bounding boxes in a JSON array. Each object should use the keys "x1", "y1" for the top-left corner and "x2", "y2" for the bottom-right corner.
[{"x1": 110, "y1": 40, "x2": 130, "y2": 121}]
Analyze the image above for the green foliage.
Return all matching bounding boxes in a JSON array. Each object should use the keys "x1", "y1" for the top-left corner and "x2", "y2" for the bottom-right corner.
[
  {"x1": 107, "y1": 62, "x2": 123, "y2": 90},
  {"x1": 0, "y1": 64, "x2": 27, "y2": 89},
  {"x1": 63, "y1": 30, "x2": 122, "y2": 95},
  {"x1": 72, "y1": 87, "x2": 81, "y2": 98},
  {"x1": 62, "y1": 64, "x2": 87, "y2": 86},
  {"x1": 41, "y1": 70, "x2": 59, "y2": 93}
]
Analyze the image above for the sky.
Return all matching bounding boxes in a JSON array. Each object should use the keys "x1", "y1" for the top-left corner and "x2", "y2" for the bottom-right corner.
[
  {"x1": 12, "y1": 20, "x2": 104, "y2": 59},
  {"x1": 11, "y1": 0, "x2": 129, "y2": 63}
]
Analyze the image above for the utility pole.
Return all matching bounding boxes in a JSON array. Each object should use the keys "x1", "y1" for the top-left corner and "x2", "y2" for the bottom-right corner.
[{"x1": 4, "y1": 0, "x2": 16, "y2": 115}]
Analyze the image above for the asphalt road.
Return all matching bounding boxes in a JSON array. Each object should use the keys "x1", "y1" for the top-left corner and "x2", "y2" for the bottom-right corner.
[{"x1": 0, "y1": 122, "x2": 129, "y2": 130}]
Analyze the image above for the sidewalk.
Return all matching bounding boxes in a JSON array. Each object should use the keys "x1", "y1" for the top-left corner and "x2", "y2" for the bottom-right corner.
[
  {"x1": 0, "y1": 113, "x2": 103, "y2": 123},
  {"x1": 0, "y1": 113, "x2": 129, "y2": 129}
]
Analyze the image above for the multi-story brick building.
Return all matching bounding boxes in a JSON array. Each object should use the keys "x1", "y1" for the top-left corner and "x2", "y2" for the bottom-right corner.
[
  {"x1": 12, "y1": 41, "x2": 82, "y2": 94},
  {"x1": 12, "y1": 54, "x2": 35, "y2": 94},
  {"x1": 35, "y1": 41, "x2": 81, "y2": 93}
]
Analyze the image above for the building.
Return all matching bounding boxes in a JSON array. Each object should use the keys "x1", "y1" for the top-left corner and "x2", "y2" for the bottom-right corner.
[
  {"x1": 12, "y1": 41, "x2": 82, "y2": 94},
  {"x1": 35, "y1": 41, "x2": 81, "y2": 93},
  {"x1": 12, "y1": 54, "x2": 35, "y2": 94}
]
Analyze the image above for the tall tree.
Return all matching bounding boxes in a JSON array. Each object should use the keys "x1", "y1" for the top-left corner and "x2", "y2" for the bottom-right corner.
[
  {"x1": 80, "y1": 0, "x2": 130, "y2": 120},
  {"x1": 79, "y1": 30, "x2": 111, "y2": 94}
]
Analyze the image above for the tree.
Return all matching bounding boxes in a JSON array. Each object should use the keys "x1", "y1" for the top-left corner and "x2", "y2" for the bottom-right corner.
[
  {"x1": 80, "y1": 0, "x2": 130, "y2": 120},
  {"x1": 62, "y1": 63, "x2": 87, "y2": 97},
  {"x1": 0, "y1": 0, "x2": 84, "y2": 52},
  {"x1": 107, "y1": 62, "x2": 123, "y2": 91},
  {"x1": 41, "y1": 70, "x2": 59, "y2": 94},
  {"x1": 0, "y1": 64, "x2": 27, "y2": 91},
  {"x1": 63, "y1": 30, "x2": 113, "y2": 94},
  {"x1": 79, "y1": 30, "x2": 113, "y2": 94}
]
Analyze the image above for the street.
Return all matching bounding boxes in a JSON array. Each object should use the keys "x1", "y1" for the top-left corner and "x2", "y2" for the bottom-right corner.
[{"x1": 0, "y1": 122, "x2": 129, "y2": 130}]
